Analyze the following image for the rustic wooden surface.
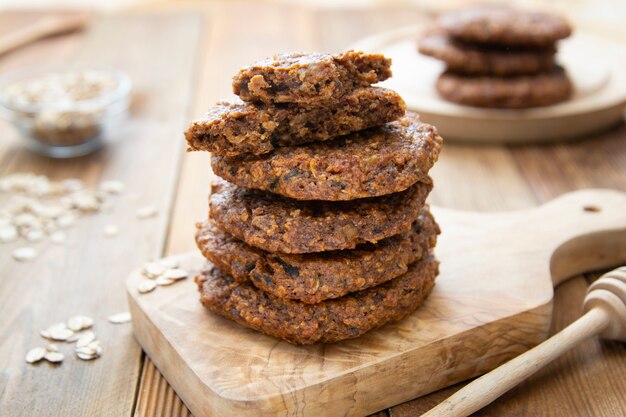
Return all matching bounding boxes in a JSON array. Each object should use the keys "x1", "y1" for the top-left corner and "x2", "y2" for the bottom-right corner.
[
  {"x1": 0, "y1": 3, "x2": 625, "y2": 417},
  {"x1": 127, "y1": 190, "x2": 626, "y2": 416}
]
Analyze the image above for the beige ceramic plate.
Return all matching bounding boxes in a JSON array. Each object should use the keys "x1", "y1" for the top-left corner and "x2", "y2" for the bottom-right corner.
[{"x1": 351, "y1": 27, "x2": 626, "y2": 143}]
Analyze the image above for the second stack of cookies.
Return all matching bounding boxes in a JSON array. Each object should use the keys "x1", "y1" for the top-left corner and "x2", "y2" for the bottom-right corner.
[
  {"x1": 186, "y1": 51, "x2": 443, "y2": 344},
  {"x1": 419, "y1": 5, "x2": 573, "y2": 108}
]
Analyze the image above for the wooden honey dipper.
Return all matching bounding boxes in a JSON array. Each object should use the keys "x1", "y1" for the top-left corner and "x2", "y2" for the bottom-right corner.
[{"x1": 424, "y1": 266, "x2": 626, "y2": 417}]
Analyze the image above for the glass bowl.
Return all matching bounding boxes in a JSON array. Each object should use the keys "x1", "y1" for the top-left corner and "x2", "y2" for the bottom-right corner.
[{"x1": 0, "y1": 66, "x2": 131, "y2": 158}]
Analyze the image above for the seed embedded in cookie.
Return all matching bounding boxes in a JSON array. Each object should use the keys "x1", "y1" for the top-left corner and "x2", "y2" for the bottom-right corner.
[
  {"x1": 232, "y1": 50, "x2": 392, "y2": 105},
  {"x1": 211, "y1": 113, "x2": 442, "y2": 201},
  {"x1": 185, "y1": 87, "x2": 406, "y2": 157}
]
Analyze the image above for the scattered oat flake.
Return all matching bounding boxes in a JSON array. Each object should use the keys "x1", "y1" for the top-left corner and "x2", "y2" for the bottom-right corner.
[
  {"x1": 62, "y1": 178, "x2": 83, "y2": 192},
  {"x1": 46, "y1": 343, "x2": 59, "y2": 352},
  {"x1": 75, "y1": 339, "x2": 103, "y2": 360},
  {"x1": 156, "y1": 276, "x2": 175, "y2": 286},
  {"x1": 66, "y1": 332, "x2": 81, "y2": 342},
  {"x1": 88, "y1": 340, "x2": 103, "y2": 355},
  {"x1": 136, "y1": 206, "x2": 158, "y2": 219},
  {"x1": 56, "y1": 213, "x2": 76, "y2": 229},
  {"x1": 159, "y1": 258, "x2": 179, "y2": 269},
  {"x1": 100, "y1": 180, "x2": 125, "y2": 194},
  {"x1": 103, "y1": 224, "x2": 119, "y2": 238},
  {"x1": 76, "y1": 348, "x2": 99, "y2": 361},
  {"x1": 42, "y1": 323, "x2": 74, "y2": 341},
  {"x1": 163, "y1": 268, "x2": 188, "y2": 280},
  {"x1": 0, "y1": 173, "x2": 125, "y2": 245},
  {"x1": 76, "y1": 331, "x2": 96, "y2": 348},
  {"x1": 143, "y1": 262, "x2": 165, "y2": 278},
  {"x1": 0, "y1": 225, "x2": 18, "y2": 243},
  {"x1": 25, "y1": 347, "x2": 47, "y2": 364},
  {"x1": 138, "y1": 279, "x2": 157, "y2": 294},
  {"x1": 108, "y1": 312, "x2": 131, "y2": 324},
  {"x1": 44, "y1": 351, "x2": 64, "y2": 363},
  {"x1": 50, "y1": 231, "x2": 66, "y2": 244},
  {"x1": 12, "y1": 247, "x2": 37, "y2": 262},
  {"x1": 25, "y1": 229, "x2": 44, "y2": 242},
  {"x1": 67, "y1": 315, "x2": 93, "y2": 332}
]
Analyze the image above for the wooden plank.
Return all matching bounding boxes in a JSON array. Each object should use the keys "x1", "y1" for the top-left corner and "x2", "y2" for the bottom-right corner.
[
  {"x1": 511, "y1": 124, "x2": 626, "y2": 201},
  {"x1": 0, "y1": 12, "x2": 201, "y2": 417}
]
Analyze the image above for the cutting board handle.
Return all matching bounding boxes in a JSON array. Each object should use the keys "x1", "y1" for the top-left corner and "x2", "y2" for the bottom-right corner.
[
  {"x1": 526, "y1": 189, "x2": 626, "y2": 286},
  {"x1": 434, "y1": 188, "x2": 626, "y2": 289}
]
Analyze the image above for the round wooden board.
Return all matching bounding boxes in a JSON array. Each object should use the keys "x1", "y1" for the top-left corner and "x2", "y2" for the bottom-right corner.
[{"x1": 351, "y1": 28, "x2": 626, "y2": 143}]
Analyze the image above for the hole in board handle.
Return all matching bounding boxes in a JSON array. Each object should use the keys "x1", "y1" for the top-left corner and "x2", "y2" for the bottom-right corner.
[{"x1": 583, "y1": 205, "x2": 601, "y2": 213}]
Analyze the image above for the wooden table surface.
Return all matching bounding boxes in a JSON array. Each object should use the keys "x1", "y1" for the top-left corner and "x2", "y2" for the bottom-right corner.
[{"x1": 1, "y1": 4, "x2": 625, "y2": 417}]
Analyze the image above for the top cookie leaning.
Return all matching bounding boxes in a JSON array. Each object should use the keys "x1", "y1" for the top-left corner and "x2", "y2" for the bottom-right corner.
[{"x1": 232, "y1": 50, "x2": 392, "y2": 105}]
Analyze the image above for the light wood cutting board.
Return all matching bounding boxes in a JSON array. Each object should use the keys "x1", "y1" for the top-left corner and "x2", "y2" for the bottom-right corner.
[{"x1": 127, "y1": 189, "x2": 626, "y2": 417}]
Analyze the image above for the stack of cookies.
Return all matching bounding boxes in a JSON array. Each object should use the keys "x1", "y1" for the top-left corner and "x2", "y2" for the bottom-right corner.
[
  {"x1": 419, "y1": 5, "x2": 573, "y2": 108},
  {"x1": 185, "y1": 51, "x2": 443, "y2": 344}
]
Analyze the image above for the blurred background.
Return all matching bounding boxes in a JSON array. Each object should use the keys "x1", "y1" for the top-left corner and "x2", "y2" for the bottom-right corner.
[
  {"x1": 2, "y1": 0, "x2": 626, "y2": 37},
  {"x1": 1, "y1": 1, "x2": 625, "y2": 417}
]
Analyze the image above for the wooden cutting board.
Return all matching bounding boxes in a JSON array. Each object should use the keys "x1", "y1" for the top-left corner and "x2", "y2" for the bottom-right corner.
[{"x1": 127, "y1": 189, "x2": 626, "y2": 417}]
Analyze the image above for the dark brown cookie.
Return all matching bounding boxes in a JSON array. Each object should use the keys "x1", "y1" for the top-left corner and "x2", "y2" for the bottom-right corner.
[
  {"x1": 419, "y1": 32, "x2": 556, "y2": 76},
  {"x1": 195, "y1": 255, "x2": 438, "y2": 344},
  {"x1": 436, "y1": 67, "x2": 572, "y2": 109},
  {"x1": 211, "y1": 114, "x2": 442, "y2": 201},
  {"x1": 439, "y1": 5, "x2": 572, "y2": 48},
  {"x1": 232, "y1": 50, "x2": 392, "y2": 105},
  {"x1": 185, "y1": 87, "x2": 405, "y2": 157},
  {"x1": 196, "y1": 207, "x2": 439, "y2": 304},
  {"x1": 208, "y1": 178, "x2": 432, "y2": 254}
]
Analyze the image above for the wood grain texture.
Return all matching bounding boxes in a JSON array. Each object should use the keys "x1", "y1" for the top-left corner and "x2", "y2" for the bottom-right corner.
[
  {"x1": 135, "y1": 3, "x2": 626, "y2": 417},
  {"x1": 0, "y1": 12, "x2": 200, "y2": 417},
  {"x1": 128, "y1": 190, "x2": 626, "y2": 416},
  {"x1": 423, "y1": 267, "x2": 626, "y2": 417},
  {"x1": 2, "y1": 4, "x2": 625, "y2": 417}
]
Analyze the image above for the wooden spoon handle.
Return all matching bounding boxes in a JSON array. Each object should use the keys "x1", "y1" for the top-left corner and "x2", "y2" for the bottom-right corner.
[
  {"x1": 424, "y1": 266, "x2": 626, "y2": 417},
  {"x1": 421, "y1": 307, "x2": 610, "y2": 417},
  {"x1": 0, "y1": 14, "x2": 89, "y2": 56}
]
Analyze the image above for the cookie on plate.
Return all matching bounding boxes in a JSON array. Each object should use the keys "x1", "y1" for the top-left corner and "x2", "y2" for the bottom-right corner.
[
  {"x1": 419, "y1": 32, "x2": 556, "y2": 76},
  {"x1": 439, "y1": 5, "x2": 572, "y2": 48},
  {"x1": 435, "y1": 67, "x2": 572, "y2": 109}
]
